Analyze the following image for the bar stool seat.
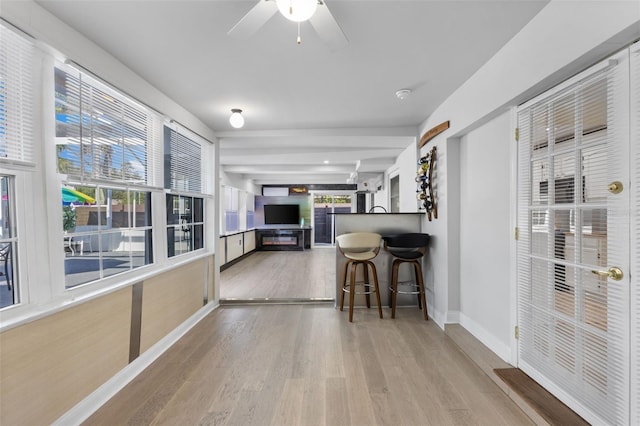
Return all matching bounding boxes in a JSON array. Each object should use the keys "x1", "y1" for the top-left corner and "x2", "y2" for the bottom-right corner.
[
  {"x1": 336, "y1": 232, "x2": 383, "y2": 322},
  {"x1": 383, "y1": 233, "x2": 430, "y2": 321}
]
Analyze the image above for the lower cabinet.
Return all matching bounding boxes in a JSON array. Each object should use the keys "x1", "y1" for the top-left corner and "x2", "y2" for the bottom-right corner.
[
  {"x1": 220, "y1": 230, "x2": 257, "y2": 267},
  {"x1": 244, "y1": 230, "x2": 256, "y2": 252}
]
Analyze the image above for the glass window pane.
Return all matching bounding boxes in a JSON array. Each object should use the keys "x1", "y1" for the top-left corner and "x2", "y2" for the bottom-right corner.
[
  {"x1": 166, "y1": 194, "x2": 179, "y2": 225},
  {"x1": 194, "y1": 224, "x2": 203, "y2": 250},
  {"x1": 0, "y1": 176, "x2": 17, "y2": 308},
  {"x1": 65, "y1": 252, "x2": 101, "y2": 288},
  {"x1": 193, "y1": 197, "x2": 203, "y2": 223},
  {"x1": 181, "y1": 196, "x2": 193, "y2": 223},
  {"x1": 553, "y1": 93, "x2": 575, "y2": 147},
  {"x1": 130, "y1": 191, "x2": 151, "y2": 228},
  {"x1": 553, "y1": 153, "x2": 576, "y2": 204}
]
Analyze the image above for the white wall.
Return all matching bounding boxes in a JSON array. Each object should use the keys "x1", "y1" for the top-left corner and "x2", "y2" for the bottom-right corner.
[
  {"x1": 220, "y1": 169, "x2": 261, "y2": 195},
  {"x1": 418, "y1": 0, "x2": 640, "y2": 361},
  {"x1": 458, "y1": 112, "x2": 512, "y2": 360},
  {"x1": 398, "y1": 143, "x2": 420, "y2": 212}
]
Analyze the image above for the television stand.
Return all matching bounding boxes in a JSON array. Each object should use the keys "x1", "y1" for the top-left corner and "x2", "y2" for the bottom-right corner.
[{"x1": 256, "y1": 227, "x2": 311, "y2": 251}]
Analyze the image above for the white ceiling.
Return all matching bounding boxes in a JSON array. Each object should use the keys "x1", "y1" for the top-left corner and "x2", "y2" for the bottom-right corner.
[{"x1": 34, "y1": 0, "x2": 548, "y2": 186}]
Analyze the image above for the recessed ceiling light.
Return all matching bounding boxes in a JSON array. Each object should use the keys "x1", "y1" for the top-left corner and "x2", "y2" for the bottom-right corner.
[
  {"x1": 395, "y1": 89, "x2": 411, "y2": 100},
  {"x1": 324, "y1": 160, "x2": 330, "y2": 164}
]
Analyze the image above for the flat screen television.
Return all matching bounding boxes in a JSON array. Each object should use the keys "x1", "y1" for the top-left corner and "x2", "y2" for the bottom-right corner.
[{"x1": 264, "y1": 204, "x2": 300, "y2": 225}]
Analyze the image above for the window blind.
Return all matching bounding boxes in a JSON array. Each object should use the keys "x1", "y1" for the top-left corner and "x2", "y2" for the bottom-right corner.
[
  {"x1": 0, "y1": 22, "x2": 35, "y2": 164},
  {"x1": 55, "y1": 65, "x2": 162, "y2": 186},
  {"x1": 163, "y1": 125, "x2": 203, "y2": 193},
  {"x1": 517, "y1": 52, "x2": 629, "y2": 425}
]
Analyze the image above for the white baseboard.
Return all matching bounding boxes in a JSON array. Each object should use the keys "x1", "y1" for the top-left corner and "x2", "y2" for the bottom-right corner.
[
  {"x1": 459, "y1": 312, "x2": 511, "y2": 362},
  {"x1": 54, "y1": 303, "x2": 219, "y2": 426},
  {"x1": 446, "y1": 310, "x2": 460, "y2": 323}
]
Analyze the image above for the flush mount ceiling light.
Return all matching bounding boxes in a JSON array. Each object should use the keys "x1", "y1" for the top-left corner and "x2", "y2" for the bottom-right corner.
[
  {"x1": 229, "y1": 109, "x2": 245, "y2": 129},
  {"x1": 276, "y1": 0, "x2": 318, "y2": 22},
  {"x1": 395, "y1": 89, "x2": 411, "y2": 100}
]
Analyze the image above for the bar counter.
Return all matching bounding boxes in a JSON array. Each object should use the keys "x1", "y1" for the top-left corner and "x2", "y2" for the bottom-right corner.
[{"x1": 333, "y1": 213, "x2": 425, "y2": 308}]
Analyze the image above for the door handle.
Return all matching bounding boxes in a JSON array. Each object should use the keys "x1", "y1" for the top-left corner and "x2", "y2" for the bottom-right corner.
[
  {"x1": 607, "y1": 181, "x2": 623, "y2": 194},
  {"x1": 591, "y1": 267, "x2": 624, "y2": 281}
]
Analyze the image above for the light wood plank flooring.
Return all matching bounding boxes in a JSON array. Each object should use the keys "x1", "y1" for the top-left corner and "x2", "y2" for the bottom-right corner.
[
  {"x1": 84, "y1": 305, "x2": 533, "y2": 425},
  {"x1": 220, "y1": 248, "x2": 336, "y2": 300}
]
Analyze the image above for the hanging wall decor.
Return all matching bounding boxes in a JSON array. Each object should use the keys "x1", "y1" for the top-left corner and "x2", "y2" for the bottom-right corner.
[{"x1": 416, "y1": 145, "x2": 438, "y2": 221}]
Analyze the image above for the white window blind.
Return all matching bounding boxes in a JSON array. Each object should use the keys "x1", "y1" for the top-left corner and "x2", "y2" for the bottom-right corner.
[
  {"x1": 517, "y1": 51, "x2": 629, "y2": 425},
  {"x1": 0, "y1": 22, "x2": 35, "y2": 164},
  {"x1": 55, "y1": 65, "x2": 162, "y2": 186},
  {"x1": 163, "y1": 125, "x2": 204, "y2": 193}
]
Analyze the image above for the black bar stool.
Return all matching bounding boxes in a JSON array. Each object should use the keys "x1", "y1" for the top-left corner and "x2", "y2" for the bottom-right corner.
[{"x1": 382, "y1": 233, "x2": 430, "y2": 320}]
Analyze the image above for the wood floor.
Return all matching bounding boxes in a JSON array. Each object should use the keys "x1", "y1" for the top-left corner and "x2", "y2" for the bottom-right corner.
[
  {"x1": 220, "y1": 248, "x2": 336, "y2": 300},
  {"x1": 84, "y1": 305, "x2": 533, "y2": 426}
]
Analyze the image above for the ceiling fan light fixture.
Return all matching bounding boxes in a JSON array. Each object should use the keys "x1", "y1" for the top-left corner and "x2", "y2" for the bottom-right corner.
[
  {"x1": 276, "y1": 0, "x2": 318, "y2": 22},
  {"x1": 229, "y1": 109, "x2": 245, "y2": 129}
]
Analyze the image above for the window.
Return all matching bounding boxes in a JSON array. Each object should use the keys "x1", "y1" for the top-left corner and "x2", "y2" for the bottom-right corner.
[
  {"x1": 166, "y1": 194, "x2": 203, "y2": 257},
  {"x1": 1, "y1": 22, "x2": 37, "y2": 308},
  {"x1": 223, "y1": 186, "x2": 239, "y2": 233},
  {"x1": 0, "y1": 23, "x2": 35, "y2": 164},
  {"x1": 62, "y1": 185, "x2": 153, "y2": 288},
  {"x1": 55, "y1": 64, "x2": 160, "y2": 287},
  {"x1": 0, "y1": 176, "x2": 18, "y2": 308},
  {"x1": 246, "y1": 192, "x2": 255, "y2": 230},
  {"x1": 164, "y1": 125, "x2": 207, "y2": 257},
  {"x1": 55, "y1": 66, "x2": 161, "y2": 185}
]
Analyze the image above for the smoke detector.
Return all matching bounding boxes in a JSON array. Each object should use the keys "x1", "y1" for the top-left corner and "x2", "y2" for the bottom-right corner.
[{"x1": 395, "y1": 89, "x2": 411, "y2": 100}]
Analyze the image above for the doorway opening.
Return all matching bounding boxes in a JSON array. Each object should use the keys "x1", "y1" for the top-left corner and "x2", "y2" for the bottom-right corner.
[{"x1": 313, "y1": 193, "x2": 353, "y2": 246}]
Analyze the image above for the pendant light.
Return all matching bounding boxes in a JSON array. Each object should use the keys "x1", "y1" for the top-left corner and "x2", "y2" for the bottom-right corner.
[{"x1": 229, "y1": 109, "x2": 244, "y2": 129}]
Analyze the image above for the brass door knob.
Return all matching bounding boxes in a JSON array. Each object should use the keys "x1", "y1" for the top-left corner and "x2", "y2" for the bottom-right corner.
[{"x1": 608, "y1": 181, "x2": 623, "y2": 194}]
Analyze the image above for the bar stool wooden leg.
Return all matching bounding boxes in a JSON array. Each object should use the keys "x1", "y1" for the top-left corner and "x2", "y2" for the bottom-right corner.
[
  {"x1": 368, "y1": 261, "x2": 383, "y2": 319},
  {"x1": 391, "y1": 259, "x2": 401, "y2": 319},
  {"x1": 412, "y1": 261, "x2": 422, "y2": 310},
  {"x1": 339, "y1": 260, "x2": 350, "y2": 311},
  {"x1": 416, "y1": 262, "x2": 428, "y2": 321},
  {"x1": 349, "y1": 262, "x2": 357, "y2": 322},
  {"x1": 362, "y1": 262, "x2": 371, "y2": 308}
]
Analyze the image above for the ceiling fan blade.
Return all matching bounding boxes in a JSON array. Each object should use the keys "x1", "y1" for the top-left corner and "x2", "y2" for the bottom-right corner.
[
  {"x1": 309, "y1": 1, "x2": 348, "y2": 50},
  {"x1": 228, "y1": 0, "x2": 278, "y2": 38}
]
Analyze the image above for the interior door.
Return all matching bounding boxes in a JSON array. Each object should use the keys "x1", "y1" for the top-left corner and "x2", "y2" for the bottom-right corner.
[
  {"x1": 313, "y1": 194, "x2": 352, "y2": 245},
  {"x1": 516, "y1": 48, "x2": 631, "y2": 425}
]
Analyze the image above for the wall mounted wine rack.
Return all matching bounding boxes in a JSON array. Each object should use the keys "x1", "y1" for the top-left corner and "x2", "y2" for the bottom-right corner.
[{"x1": 416, "y1": 145, "x2": 438, "y2": 221}]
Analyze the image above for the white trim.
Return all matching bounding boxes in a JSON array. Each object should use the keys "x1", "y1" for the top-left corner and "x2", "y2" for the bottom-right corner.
[
  {"x1": 431, "y1": 307, "x2": 446, "y2": 330},
  {"x1": 53, "y1": 302, "x2": 218, "y2": 426},
  {"x1": 518, "y1": 53, "x2": 615, "y2": 111},
  {"x1": 509, "y1": 106, "x2": 519, "y2": 367},
  {"x1": 460, "y1": 312, "x2": 511, "y2": 363},
  {"x1": 446, "y1": 310, "x2": 460, "y2": 324}
]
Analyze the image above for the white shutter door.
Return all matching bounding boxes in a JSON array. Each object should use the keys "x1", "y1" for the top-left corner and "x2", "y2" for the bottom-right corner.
[
  {"x1": 517, "y1": 49, "x2": 630, "y2": 425},
  {"x1": 630, "y1": 40, "x2": 640, "y2": 426}
]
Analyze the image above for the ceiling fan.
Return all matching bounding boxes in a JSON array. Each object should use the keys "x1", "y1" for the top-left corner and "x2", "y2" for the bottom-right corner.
[{"x1": 228, "y1": 0, "x2": 348, "y2": 50}]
